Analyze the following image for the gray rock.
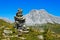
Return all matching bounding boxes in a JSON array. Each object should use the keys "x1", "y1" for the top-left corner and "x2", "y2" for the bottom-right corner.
[{"x1": 37, "y1": 35, "x2": 44, "y2": 40}]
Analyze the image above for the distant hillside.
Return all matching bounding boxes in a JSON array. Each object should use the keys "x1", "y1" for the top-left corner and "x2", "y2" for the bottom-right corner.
[
  {"x1": 0, "y1": 17, "x2": 13, "y2": 23},
  {"x1": 0, "y1": 19, "x2": 13, "y2": 29},
  {"x1": 0, "y1": 19, "x2": 9, "y2": 26}
]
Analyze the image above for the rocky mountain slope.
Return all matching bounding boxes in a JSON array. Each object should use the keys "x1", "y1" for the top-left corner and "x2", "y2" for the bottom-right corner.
[{"x1": 24, "y1": 9, "x2": 60, "y2": 26}]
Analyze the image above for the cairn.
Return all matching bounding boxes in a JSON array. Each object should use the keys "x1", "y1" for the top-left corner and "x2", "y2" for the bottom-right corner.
[{"x1": 14, "y1": 9, "x2": 29, "y2": 37}]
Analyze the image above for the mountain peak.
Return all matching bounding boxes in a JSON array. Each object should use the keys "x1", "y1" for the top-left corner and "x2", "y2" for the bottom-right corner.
[
  {"x1": 24, "y1": 9, "x2": 60, "y2": 26},
  {"x1": 30, "y1": 9, "x2": 47, "y2": 12},
  {"x1": 29, "y1": 9, "x2": 48, "y2": 15},
  {"x1": 39, "y1": 9, "x2": 48, "y2": 13}
]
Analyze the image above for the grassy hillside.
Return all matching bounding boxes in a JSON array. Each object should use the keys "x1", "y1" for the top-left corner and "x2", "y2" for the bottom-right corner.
[{"x1": 0, "y1": 19, "x2": 60, "y2": 40}]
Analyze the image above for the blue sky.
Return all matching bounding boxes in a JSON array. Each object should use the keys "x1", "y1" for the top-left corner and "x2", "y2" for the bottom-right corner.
[{"x1": 0, "y1": 0, "x2": 60, "y2": 21}]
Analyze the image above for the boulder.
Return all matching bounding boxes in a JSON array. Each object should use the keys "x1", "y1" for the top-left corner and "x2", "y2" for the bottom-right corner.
[{"x1": 37, "y1": 35, "x2": 44, "y2": 40}]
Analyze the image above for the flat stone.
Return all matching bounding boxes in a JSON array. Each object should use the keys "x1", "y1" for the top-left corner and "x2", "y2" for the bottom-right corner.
[
  {"x1": 19, "y1": 37, "x2": 26, "y2": 40},
  {"x1": 37, "y1": 35, "x2": 44, "y2": 40},
  {"x1": 19, "y1": 29, "x2": 23, "y2": 32},
  {"x1": 23, "y1": 31, "x2": 29, "y2": 33},
  {"x1": 4, "y1": 30, "x2": 12, "y2": 34},
  {"x1": 26, "y1": 27, "x2": 30, "y2": 30}
]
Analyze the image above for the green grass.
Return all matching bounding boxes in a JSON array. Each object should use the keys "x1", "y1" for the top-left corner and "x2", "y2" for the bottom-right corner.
[
  {"x1": 0, "y1": 27, "x2": 40, "y2": 40},
  {"x1": 0, "y1": 19, "x2": 60, "y2": 40}
]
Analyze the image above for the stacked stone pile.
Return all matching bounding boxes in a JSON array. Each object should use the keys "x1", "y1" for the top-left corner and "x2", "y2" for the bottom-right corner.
[{"x1": 14, "y1": 9, "x2": 29, "y2": 39}]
